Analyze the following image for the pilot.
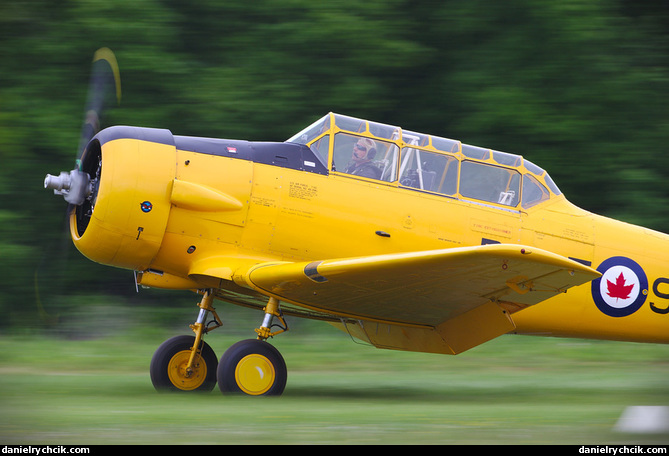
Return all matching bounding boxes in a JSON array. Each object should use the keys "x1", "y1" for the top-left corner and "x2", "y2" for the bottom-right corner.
[{"x1": 345, "y1": 138, "x2": 381, "y2": 179}]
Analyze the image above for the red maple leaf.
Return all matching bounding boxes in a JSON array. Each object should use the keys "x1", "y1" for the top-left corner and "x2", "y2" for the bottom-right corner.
[{"x1": 606, "y1": 272, "x2": 635, "y2": 301}]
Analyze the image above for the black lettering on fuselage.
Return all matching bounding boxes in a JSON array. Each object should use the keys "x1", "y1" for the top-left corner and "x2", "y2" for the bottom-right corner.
[{"x1": 651, "y1": 278, "x2": 669, "y2": 314}]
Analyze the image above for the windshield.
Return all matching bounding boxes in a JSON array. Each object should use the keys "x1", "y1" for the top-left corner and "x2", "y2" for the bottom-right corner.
[{"x1": 286, "y1": 115, "x2": 330, "y2": 145}]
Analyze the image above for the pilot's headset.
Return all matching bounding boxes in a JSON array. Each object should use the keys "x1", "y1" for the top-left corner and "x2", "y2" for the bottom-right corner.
[{"x1": 358, "y1": 138, "x2": 377, "y2": 160}]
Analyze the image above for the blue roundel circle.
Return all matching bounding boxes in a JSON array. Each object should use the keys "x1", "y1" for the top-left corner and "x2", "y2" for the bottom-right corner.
[
  {"x1": 140, "y1": 201, "x2": 153, "y2": 213},
  {"x1": 591, "y1": 256, "x2": 648, "y2": 318}
]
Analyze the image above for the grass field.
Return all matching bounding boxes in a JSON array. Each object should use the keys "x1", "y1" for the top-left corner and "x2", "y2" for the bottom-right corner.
[{"x1": 1, "y1": 317, "x2": 669, "y2": 445}]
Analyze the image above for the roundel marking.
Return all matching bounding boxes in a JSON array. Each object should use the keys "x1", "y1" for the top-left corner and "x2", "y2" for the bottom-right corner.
[
  {"x1": 591, "y1": 256, "x2": 647, "y2": 317},
  {"x1": 140, "y1": 201, "x2": 153, "y2": 213}
]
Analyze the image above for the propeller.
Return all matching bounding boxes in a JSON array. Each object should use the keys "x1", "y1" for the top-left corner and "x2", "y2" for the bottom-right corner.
[
  {"x1": 37, "y1": 48, "x2": 122, "y2": 327},
  {"x1": 44, "y1": 47, "x2": 121, "y2": 206}
]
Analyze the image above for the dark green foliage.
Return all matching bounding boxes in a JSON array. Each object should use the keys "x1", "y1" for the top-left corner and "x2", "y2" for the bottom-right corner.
[{"x1": 2, "y1": 0, "x2": 669, "y2": 329}]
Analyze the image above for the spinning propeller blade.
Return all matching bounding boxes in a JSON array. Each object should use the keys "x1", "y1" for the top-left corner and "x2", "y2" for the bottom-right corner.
[
  {"x1": 37, "y1": 48, "x2": 123, "y2": 324},
  {"x1": 77, "y1": 47, "x2": 121, "y2": 169},
  {"x1": 44, "y1": 48, "x2": 121, "y2": 207}
]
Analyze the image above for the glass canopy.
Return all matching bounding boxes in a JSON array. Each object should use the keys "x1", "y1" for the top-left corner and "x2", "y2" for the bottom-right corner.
[{"x1": 287, "y1": 112, "x2": 561, "y2": 209}]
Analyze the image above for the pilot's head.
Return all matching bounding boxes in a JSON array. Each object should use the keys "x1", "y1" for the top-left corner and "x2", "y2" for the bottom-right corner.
[{"x1": 352, "y1": 138, "x2": 377, "y2": 162}]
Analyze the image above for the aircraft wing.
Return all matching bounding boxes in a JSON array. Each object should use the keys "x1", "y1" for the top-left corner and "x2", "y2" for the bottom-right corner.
[{"x1": 234, "y1": 244, "x2": 600, "y2": 329}]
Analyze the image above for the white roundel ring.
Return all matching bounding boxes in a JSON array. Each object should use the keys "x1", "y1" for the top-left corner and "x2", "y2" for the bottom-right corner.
[{"x1": 592, "y1": 256, "x2": 648, "y2": 318}]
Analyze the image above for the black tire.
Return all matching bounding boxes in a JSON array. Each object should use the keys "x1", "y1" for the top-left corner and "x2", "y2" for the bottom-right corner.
[
  {"x1": 217, "y1": 339, "x2": 287, "y2": 396},
  {"x1": 150, "y1": 335, "x2": 218, "y2": 392}
]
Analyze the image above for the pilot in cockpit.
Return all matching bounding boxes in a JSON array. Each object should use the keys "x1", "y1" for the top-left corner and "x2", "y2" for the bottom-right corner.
[{"x1": 345, "y1": 138, "x2": 381, "y2": 179}]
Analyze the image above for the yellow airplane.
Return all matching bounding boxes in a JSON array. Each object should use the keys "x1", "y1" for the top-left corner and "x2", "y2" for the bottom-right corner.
[{"x1": 44, "y1": 50, "x2": 669, "y2": 396}]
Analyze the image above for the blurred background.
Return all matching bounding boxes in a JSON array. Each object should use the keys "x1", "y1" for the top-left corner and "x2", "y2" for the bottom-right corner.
[{"x1": 2, "y1": 0, "x2": 669, "y2": 334}]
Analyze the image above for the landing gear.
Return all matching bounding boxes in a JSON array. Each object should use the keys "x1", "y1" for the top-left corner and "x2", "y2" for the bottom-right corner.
[
  {"x1": 217, "y1": 339, "x2": 287, "y2": 395},
  {"x1": 217, "y1": 297, "x2": 288, "y2": 396},
  {"x1": 150, "y1": 289, "x2": 221, "y2": 392},
  {"x1": 150, "y1": 335, "x2": 218, "y2": 392},
  {"x1": 150, "y1": 292, "x2": 289, "y2": 396}
]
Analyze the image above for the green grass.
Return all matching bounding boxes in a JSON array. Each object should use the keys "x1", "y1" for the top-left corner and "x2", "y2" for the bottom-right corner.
[{"x1": 2, "y1": 321, "x2": 669, "y2": 445}]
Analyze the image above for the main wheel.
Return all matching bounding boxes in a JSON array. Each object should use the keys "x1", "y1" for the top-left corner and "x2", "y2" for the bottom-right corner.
[
  {"x1": 217, "y1": 339, "x2": 287, "y2": 396},
  {"x1": 150, "y1": 335, "x2": 218, "y2": 392}
]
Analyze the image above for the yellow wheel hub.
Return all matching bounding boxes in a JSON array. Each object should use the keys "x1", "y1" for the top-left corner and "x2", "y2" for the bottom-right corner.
[
  {"x1": 235, "y1": 354, "x2": 276, "y2": 395},
  {"x1": 167, "y1": 350, "x2": 207, "y2": 391}
]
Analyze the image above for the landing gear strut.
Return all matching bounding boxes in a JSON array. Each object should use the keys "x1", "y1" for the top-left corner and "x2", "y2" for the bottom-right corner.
[
  {"x1": 150, "y1": 292, "x2": 289, "y2": 396},
  {"x1": 218, "y1": 297, "x2": 288, "y2": 396},
  {"x1": 149, "y1": 334, "x2": 218, "y2": 392},
  {"x1": 150, "y1": 289, "x2": 221, "y2": 392}
]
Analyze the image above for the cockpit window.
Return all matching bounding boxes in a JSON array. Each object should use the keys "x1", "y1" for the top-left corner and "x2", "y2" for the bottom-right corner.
[
  {"x1": 461, "y1": 144, "x2": 490, "y2": 160},
  {"x1": 286, "y1": 115, "x2": 331, "y2": 167},
  {"x1": 543, "y1": 172, "x2": 561, "y2": 196},
  {"x1": 460, "y1": 161, "x2": 520, "y2": 206},
  {"x1": 286, "y1": 115, "x2": 330, "y2": 145},
  {"x1": 522, "y1": 174, "x2": 550, "y2": 208},
  {"x1": 492, "y1": 150, "x2": 522, "y2": 167},
  {"x1": 309, "y1": 135, "x2": 330, "y2": 165},
  {"x1": 332, "y1": 133, "x2": 399, "y2": 182},
  {"x1": 333, "y1": 113, "x2": 400, "y2": 140},
  {"x1": 399, "y1": 147, "x2": 458, "y2": 195},
  {"x1": 524, "y1": 158, "x2": 562, "y2": 196}
]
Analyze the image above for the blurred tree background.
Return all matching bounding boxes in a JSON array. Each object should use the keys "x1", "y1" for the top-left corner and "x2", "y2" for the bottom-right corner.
[{"x1": 1, "y1": 0, "x2": 668, "y2": 332}]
